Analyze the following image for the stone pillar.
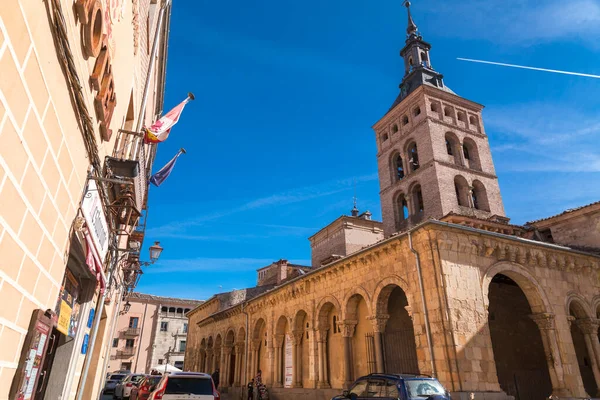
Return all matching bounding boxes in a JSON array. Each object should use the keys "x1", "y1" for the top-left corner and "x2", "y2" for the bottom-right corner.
[
  {"x1": 234, "y1": 343, "x2": 243, "y2": 386},
  {"x1": 316, "y1": 329, "x2": 330, "y2": 388},
  {"x1": 273, "y1": 335, "x2": 284, "y2": 387},
  {"x1": 341, "y1": 321, "x2": 357, "y2": 389},
  {"x1": 369, "y1": 314, "x2": 389, "y2": 373},
  {"x1": 251, "y1": 340, "x2": 261, "y2": 381},
  {"x1": 530, "y1": 313, "x2": 571, "y2": 397},
  {"x1": 223, "y1": 346, "x2": 232, "y2": 387},
  {"x1": 575, "y1": 318, "x2": 600, "y2": 396},
  {"x1": 291, "y1": 331, "x2": 303, "y2": 388}
]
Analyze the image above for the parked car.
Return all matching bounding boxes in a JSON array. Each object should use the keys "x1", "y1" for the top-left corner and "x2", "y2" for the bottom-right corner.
[
  {"x1": 103, "y1": 373, "x2": 128, "y2": 395},
  {"x1": 332, "y1": 373, "x2": 451, "y2": 400},
  {"x1": 115, "y1": 374, "x2": 147, "y2": 399},
  {"x1": 131, "y1": 375, "x2": 163, "y2": 400},
  {"x1": 149, "y1": 372, "x2": 220, "y2": 400}
]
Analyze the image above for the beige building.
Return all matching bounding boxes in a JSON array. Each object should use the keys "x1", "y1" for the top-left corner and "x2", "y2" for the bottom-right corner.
[
  {"x1": 107, "y1": 292, "x2": 202, "y2": 374},
  {"x1": 0, "y1": 0, "x2": 172, "y2": 399},
  {"x1": 185, "y1": 5, "x2": 600, "y2": 400}
]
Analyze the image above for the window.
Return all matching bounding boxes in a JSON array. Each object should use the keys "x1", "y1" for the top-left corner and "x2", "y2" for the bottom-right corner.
[
  {"x1": 184, "y1": 308, "x2": 190, "y2": 314},
  {"x1": 446, "y1": 139, "x2": 453, "y2": 155},
  {"x1": 161, "y1": 322, "x2": 169, "y2": 332},
  {"x1": 444, "y1": 106, "x2": 452, "y2": 117},
  {"x1": 463, "y1": 144, "x2": 470, "y2": 160},
  {"x1": 405, "y1": 379, "x2": 445, "y2": 399},
  {"x1": 121, "y1": 362, "x2": 132, "y2": 371},
  {"x1": 177, "y1": 308, "x2": 183, "y2": 315},
  {"x1": 462, "y1": 138, "x2": 481, "y2": 170},
  {"x1": 394, "y1": 154, "x2": 404, "y2": 181},
  {"x1": 469, "y1": 115, "x2": 477, "y2": 125},
  {"x1": 332, "y1": 315, "x2": 338, "y2": 333},
  {"x1": 402, "y1": 115, "x2": 409, "y2": 126},
  {"x1": 457, "y1": 111, "x2": 467, "y2": 122},
  {"x1": 129, "y1": 317, "x2": 139, "y2": 329},
  {"x1": 173, "y1": 361, "x2": 184, "y2": 370},
  {"x1": 165, "y1": 376, "x2": 212, "y2": 395},
  {"x1": 396, "y1": 193, "x2": 409, "y2": 228},
  {"x1": 413, "y1": 106, "x2": 421, "y2": 116},
  {"x1": 179, "y1": 341, "x2": 187, "y2": 352},
  {"x1": 392, "y1": 124, "x2": 399, "y2": 134},
  {"x1": 472, "y1": 180, "x2": 490, "y2": 211},
  {"x1": 367, "y1": 379, "x2": 387, "y2": 397},
  {"x1": 412, "y1": 185, "x2": 424, "y2": 213},
  {"x1": 430, "y1": 102, "x2": 439, "y2": 112},
  {"x1": 158, "y1": 359, "x2": 164, "y2": 365},
  {"x1": 407, "y1": 142, "x2": 419, "y2": 171},
  {"x1": 386, "y1": 380, "x2": 399, "y2": 398},
  {"x1": 183, "y1": 323, "x2": 188, "y2": 333},
  {"x1": 349, "y1": 380, "x2": 369, "y2": 397},
  {"x1": 161, "y1": 306, "x2": 168, "y2": 314},
  {"x1": 113, "y1": 338, "x2": 119, "y2": 348},
  {"x1": 381, "y1": 133, "x2": 389, "y2": 142},
  {"x1": 454, "y1": 176, "x2": 470, "y2": 207},
  {"x1": 125, "y1": 339, "x2": 135, "y2": 348},
  {"x1": 169, "y1": 307, "x2": 176, "y2": 314}
]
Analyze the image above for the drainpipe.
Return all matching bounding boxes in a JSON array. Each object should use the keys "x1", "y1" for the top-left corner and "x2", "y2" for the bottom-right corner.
[
  {"x1": 408, "y1": 229, "x2": 436, "y2": 378},
  {"x1": 241, "y1": 303, "x2": 250, "y2": 400}
]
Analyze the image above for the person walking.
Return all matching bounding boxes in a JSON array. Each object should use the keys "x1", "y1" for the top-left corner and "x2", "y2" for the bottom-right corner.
[
  {"x1": 247, "y1": 379, "x2": 254, "y2": 400},
  {"x1": 212, "y1": 369, "x2": 220, "y2": 390}
]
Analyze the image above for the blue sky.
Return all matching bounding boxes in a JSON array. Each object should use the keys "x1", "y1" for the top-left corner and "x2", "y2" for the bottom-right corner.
[{"x1": 136, "y1": 0, "x2": 600, "y2": 300}]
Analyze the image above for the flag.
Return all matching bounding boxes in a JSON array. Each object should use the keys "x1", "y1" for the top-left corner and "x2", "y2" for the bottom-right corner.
[
  {"x1": 144, "y1": 93, "x2": 194, "y2": 144},
  {"x1": 150, "y1": 149, "x2": 186, "y2": 187}
]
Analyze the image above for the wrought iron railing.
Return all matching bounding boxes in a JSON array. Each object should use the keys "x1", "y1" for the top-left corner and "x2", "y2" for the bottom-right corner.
[
  {"x1": 123, "y1": 327, "x2": 141, "y2": 336},
  {"x1": 111, "y1": 129, "x2": 148, "y2": 212}
]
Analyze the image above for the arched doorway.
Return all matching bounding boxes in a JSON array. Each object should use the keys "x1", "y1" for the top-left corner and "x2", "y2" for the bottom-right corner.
[
  {"x1": 236, "y1": 327, "x2": 246, "y2": 386},
  {"x1": 214, "y1": 334, "x2": 223, "y2": 376},
  {"x1": 199, "y1": 338, "x2": 207, "y2": 372},
  {"x1": 345, "y1": 293, "x2": 370, "y2": 381},
  {"x1": 569, "y1": 299, "x2": 599, "y2": 397},
  {"x1": 207, "y1": 336, "x2": 214, "y2": 373},
  {"x1": 293, "y1": 310, "x2": 309, "y2": 388},
  {"x1": 274, "y1": 315, "x2": 290, "y2": 387},
  {"x1": 252, "y1": 318, "x2": 268, "y2": 384},
  {"x1": 488, "y1": 273, "x2": 552, "y2": 400},
  {"x1": 316, "y1": 299, "x2": 343, "y2": 389},
  {"x1": 225, "y1": 329, "x2": 236, "y2": 387},
  {"x1": 376, "y1": 285, "x2": 418, "y2": 374}
]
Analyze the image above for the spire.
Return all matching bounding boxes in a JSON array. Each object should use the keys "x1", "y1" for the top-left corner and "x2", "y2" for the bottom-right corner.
[
  {"x1": 351, "y1": 181, "x2": 359, "y2": 217},
  {"x1": 404, "y1": 1, "x2": 418, "y2": 37}
]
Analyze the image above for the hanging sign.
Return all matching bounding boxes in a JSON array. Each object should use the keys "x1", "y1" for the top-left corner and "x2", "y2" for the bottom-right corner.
[
  {"x1": 81, "y1": 179, "x2": 109, "y2": 262},
  {"x1": 87, "y1": 308, "x2": 95, "y2": 329},
  {"x1": 284, "y1": 334, "x2": 293, "y2": 388}
]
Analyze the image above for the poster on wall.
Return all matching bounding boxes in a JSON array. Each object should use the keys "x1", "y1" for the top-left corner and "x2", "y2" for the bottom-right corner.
[
  {"x1": 15, "y1": 320, "x2": 50, "y2": 400},
  {"x1": 55, "y1": 270, "x2": 80, "y2": 337},
  {"x1": 284, "y1": 334, "x2": 293, "y2": 388}
]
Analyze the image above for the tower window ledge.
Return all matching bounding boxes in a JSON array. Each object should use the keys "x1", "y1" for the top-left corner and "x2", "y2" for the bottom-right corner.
[
  {"x1": 427, "y1": 116, "x2": 487, "y2": 139},
  {"x1": 436, "y1": 160, "x2": 497, "y2": 180}
]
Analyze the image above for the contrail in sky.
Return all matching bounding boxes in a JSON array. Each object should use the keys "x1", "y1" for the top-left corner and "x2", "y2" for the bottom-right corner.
[{"x1": 457, "y1": 58, "x2": 600, "y2": 79}]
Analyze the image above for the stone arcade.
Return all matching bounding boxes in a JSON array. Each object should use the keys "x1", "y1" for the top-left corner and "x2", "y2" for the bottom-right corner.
[{"x1": 185, "y1": 4, "x2": 600, "y2": 400}]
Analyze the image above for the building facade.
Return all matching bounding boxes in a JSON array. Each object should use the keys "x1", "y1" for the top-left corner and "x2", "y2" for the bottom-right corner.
[
  {"x1": 185, "y1": 4, "x2": 600, "y2": 400},
  {"x1": 108, "y1": 293, "x2": 202, "y2": 374},
  {"x1": 0, "y1": 0, "x2": 171, "y2": 399}
]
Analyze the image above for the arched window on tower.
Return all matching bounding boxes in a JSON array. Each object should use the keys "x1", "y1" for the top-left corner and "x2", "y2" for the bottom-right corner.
[
  {"x1": 392, "y1": 124, "x2": 399, "y2": 134},
  {"x1": 402, "y1": 115, "x2": 409, "y2": 126},
  {"x1": 412, "y1": 184, "x2": 424, "y2": 214},
  {"x1": 445, "y1": 132, "x2": 462, "y2": 165},
  {"x1": 396, "y1": 193, "x2": 409, "y2": 230},
  {"x1": 472, "y1": 180, "x2": 490, "y2": 211},
  {"x1": 421, "y1": 51, "x2": 429, "y2": 67},
  {"x1": 407, "y1": 142, "x2": 419, "y2": 171},
  {"x1": 392, "y1": 153, "x2": 405, "y2": 181},
  {"x1": 462, "y1": 138, "x2": 481, "y2": 171},
  {"x1": 454, "y1": 175, "x2": 470, "y2": 208}
]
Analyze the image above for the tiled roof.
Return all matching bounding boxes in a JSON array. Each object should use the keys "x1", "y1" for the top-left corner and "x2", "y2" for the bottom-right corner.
[
  {"x1": 526, "y1": 201, "x2": 600, "y2": 225},
  {"x1": 127, "y1": 292, "x2": 204, "y2": 306}
]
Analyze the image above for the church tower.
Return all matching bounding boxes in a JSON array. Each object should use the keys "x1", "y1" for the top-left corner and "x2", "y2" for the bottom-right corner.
[{"x1": 373, "y1": 2, "x2": 506, "y2": 237}]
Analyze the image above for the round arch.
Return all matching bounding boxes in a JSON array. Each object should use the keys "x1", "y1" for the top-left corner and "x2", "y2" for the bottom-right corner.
[
  {"x1": 252, "y1": 318, "x2": 267, "y2": 340},
  {"x1": 293, "y1": 309, "x2": 309, "y2": 332},
  {"x1": 238, "y1": 326, "x2": 246, "y2": 341},
  {"x1": 372, "y1": 275, "x2": 412, "y2": 316},
  {"x1": 592, "y1": 296, "x2": 600, "y2": 318},
  {"x1": 566, "y1": 292, "x2": 593, "y2": 319},
  {"x1": 482, "y1": 261, "x2": 552, "y2": 314},
  {"x1": 207, "y1": 336, "x2": 214, "y2": 347},
  {"x1": 275, "y1": 315, "x2": 290, "y2": 335},
  {"x1": 225, "y1": 328, "x2": 236, "y2": 346},
  {"x1": 316, "y1": 295, "x2": 342, "y2": 329},
  {"x1": 342, "y1": 286, "x2": 372, "y2": 320}
]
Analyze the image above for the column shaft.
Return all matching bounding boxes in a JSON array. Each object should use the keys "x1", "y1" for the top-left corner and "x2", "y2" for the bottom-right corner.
[
  {"x1": 343, "y1": 336, "x2": 352, "y2": 388},
  {"x1": 374, "y1": 331, "x2": 385, "y2": 373},
  {"x1": 583, "y1": 333, "x2": 600, "y2": 395}
]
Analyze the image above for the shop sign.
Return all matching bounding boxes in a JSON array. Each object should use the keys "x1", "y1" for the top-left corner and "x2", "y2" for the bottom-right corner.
[
  {"x1": 82, "y1": 334, "x2": 90, "y2": 355},
  {"x1": 284, "y1": 334, "x2": 293, "y2": 388},
  {"x1": 82, "y1": 180, "x2": 109, "y2": 262},
  {"x1": 87, "y1": 308, "x2": 95, "y2": 329},
  {"x1": 55, "y1": 271, "x2": 80, "y2": 338}
]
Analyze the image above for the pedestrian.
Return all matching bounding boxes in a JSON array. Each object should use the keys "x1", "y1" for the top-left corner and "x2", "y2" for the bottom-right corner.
[
  {"x1": 212, "y1": 369, "x2": 220, "y2": 389},
  {"x1": 247, "y1": 379, "x2": 254, "y2": 400}
]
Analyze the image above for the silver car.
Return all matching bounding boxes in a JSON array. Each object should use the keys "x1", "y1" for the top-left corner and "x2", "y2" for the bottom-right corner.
[
  {"x1": 115, "y1": 374, "x2": 147, "y2": 399},
  {"x1": 103, "y1": 373, "x2": 127, "y2": 395}
]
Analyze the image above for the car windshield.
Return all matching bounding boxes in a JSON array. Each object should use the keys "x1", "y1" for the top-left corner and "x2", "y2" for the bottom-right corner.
[
  {"x1": 132, "y1": 375, "x2": 146, "y2": 383},
  {"x1": 110, "y1": 374, "x2": 126, "y2": 381},
  {"x1": 165, "y1": 377, "x2": 213, "y2": 395},
  {"x1": 405, "y1": 379, "x2": 445, "y2": 399},
  {"x1": 147, "y1": 376, "x2": 162, "y2": 386}
]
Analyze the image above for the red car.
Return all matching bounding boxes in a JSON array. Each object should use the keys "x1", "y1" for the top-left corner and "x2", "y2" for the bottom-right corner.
[{"x1": 131, "y1": 376, "x2": 163, "y2": 400}]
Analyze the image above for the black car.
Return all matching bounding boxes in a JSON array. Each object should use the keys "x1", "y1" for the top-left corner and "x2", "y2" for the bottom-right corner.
[{"x1": 332, "y1": 373, "x2": 451, "y2": 400}]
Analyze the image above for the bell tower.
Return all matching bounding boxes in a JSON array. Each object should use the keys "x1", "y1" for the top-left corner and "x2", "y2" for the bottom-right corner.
[{"x1": 373, "y1": 1, "x2": 506, "y2": 237}]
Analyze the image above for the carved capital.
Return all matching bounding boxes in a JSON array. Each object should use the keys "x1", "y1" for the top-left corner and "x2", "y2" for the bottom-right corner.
[
  {"x1": 206, "y1": 349, "x2": 214, "y2": 356},
  {"x1": 340, "y1": 320, "x2": 358, "y2": 337},
  {"x1": 223, "y1": 345, "x2": 233, "y2": 355},
  {"x1": 317, "y1": 329, "x2": 328, "y2": 343},
  {"x1": 529, "y1": 313, "x2": 556, "y2": 331},
  {"x1": 251, "y1": 339, "x2": 262, "y2": 351},
  {"x1": 574, "y1": 318, "x2": 600, "y2": 335},
  {"x1": 274, "y1": 334, "x2": 285, "y2": 347},
  {"x1": 369, "y1": 314, "x2": 390, "y2": 333},
  {"x1": 291, "y1": 331, "x2": 304, "y2": 345}
]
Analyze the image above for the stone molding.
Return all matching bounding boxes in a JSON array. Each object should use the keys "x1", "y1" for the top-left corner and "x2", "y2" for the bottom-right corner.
[
  {"x1": 340, "y1": 320, "x2": 358, "y2": 337},
  {"x1": 369, "y1": 314, "x2": 390, "y2": 333},
  {"x1": 574, "y1": 318, "x2": 600, "y2": 334},
  {"x1": 529, "y1": 313, "x2": 556, "y2": 331}
]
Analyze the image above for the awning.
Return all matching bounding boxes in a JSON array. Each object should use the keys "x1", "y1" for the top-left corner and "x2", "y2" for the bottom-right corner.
[{"x1": 84, "y1": 228, "x2": 107, "y2": 293}]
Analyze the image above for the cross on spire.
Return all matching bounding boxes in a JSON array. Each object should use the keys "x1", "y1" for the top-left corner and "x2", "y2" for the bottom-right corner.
[{"x1": 403, "y1": 1, "x2": 418, "y2": 37}]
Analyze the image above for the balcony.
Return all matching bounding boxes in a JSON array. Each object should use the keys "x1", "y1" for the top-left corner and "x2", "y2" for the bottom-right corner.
[
  {"x1": 117, "y1": 347, "x2": 136, "y2": 358},
  {"x1": 123, "y1": 327, "x2": 141, "y2": 336},
  {"x1": 105, "y1": 129, "x2": 151, "y2": 228}
]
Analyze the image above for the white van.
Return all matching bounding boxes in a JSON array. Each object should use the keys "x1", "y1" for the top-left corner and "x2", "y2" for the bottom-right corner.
[{"x1": 149, "y1": 372, "x2": 219, "y2": 400}]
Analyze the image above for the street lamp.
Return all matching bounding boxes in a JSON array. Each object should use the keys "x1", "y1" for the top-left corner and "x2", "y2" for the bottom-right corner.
[
  {"x1": 123, "y1": 301, "x2": 131, "y2": 313},
  {"x1": 149, "y1": 241, "x2": 163, "y2": 263}
]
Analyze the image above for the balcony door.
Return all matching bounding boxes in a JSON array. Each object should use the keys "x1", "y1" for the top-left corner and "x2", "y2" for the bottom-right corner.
[{"x1": 129, "y1": 317, "x2": 139, "y2": 329}]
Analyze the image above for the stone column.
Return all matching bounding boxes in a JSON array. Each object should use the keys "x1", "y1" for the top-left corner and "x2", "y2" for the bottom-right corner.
[
  {"x1": 369, "y1": 314, "x2": 389, "y2": 373},
  {"x1": 273, "y1": 335, "x2": 284, "y2": 387},
  {"x1": 223, "y1": 346, "x2": 233, "y2": 387},
  {"x1": 530, "y1": 313, "x2": 571, "y2": 397},
  {"x1": 205, "y1": 349, "x2": 212, "y2": 372},
  {"x1": 251, "y1": 340, "x2": 261, "y2": 381},
  {"x1": 316, "y1": 329, "x2": 330, "y2": 388},
  {"x1": 291, "y1": 331, "x2": 303, "y2": 388},
  {"x1": 234, "y1": 343, "x2": 243, "y2": 386},
  {"x1": 575, "y1": 318, "x2": 600, "y2": 396},
  {"x1": 341, "y1": 321, "x2": 357, "y2": 389}
]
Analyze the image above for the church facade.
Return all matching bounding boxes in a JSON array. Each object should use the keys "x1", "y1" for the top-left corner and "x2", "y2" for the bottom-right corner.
[{"x1": 185, "y1": 4, "x2": 600, "y2": 400}]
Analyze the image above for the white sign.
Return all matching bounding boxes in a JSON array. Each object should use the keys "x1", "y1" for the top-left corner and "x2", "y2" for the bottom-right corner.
[
  {"x1": 81, "y1": 180, "x2": 109, "y2": 261},
  {"x1": 284, "y1": 334, "x2": 293, "y2": 388}
]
